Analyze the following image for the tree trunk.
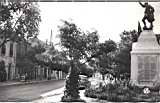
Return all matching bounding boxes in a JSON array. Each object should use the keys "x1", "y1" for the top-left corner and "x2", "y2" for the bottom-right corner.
[{"x1": 62, "y1": 61, "x2": 80, "y2": 101}]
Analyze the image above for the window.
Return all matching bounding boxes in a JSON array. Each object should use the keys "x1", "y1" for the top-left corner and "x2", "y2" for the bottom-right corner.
[
  {"x1": 10, "y1": 43, "x2": 13, "y2": 57},
  {"x1": 1, "y1": 44, "x2": 6, "y2": 55}
]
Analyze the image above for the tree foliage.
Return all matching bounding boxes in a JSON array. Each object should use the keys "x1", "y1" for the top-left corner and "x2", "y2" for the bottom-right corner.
[
  {"x1": 0, "y1": 1, "x2": 41, "y2": 75},
  {"x1": 96, "y1": 39, "x2": 117, "y2": 80},
  {"x1": 16, "y1": 41, "x2": 46, "y2": 74},
  {"x1": 49, "y1": 46, "x2": 70, "y2": 73},
  {"x1": 35, "y1": 45, "x2": 70, "y2": 73},
  {"x1": 59, "y1": 20, "x2": 99, "y2": 62},
  {"x1": 115, "y1": 30, "x2": 138, "y2": 76},
  {"x1": 59, "y1": 20, "x2": 100, "y2": 101},
  {"x1": 0, "y1": 0, "x2": 41, "y2": 46}
]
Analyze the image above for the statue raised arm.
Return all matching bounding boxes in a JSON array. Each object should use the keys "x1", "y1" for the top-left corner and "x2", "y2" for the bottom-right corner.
[
  {"x1": 139, "y1": 1, "x2": 155, "y2": 30},
  {"x1": 139, "y1": 2, "x2": 145, "y2": 7}
]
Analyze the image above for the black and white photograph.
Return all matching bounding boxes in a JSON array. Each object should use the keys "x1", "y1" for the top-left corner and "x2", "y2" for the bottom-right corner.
[{"x1": 0, "y1": 0, "x2": 160, "y2": 102}]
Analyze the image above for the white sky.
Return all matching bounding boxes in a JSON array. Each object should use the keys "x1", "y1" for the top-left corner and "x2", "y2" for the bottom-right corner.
[{"x1": 38, "y1": 2, "x2": 160, "y2": 44}]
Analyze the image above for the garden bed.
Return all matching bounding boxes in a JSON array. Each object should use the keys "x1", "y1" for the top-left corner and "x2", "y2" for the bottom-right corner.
[{"x1": 84, "y1": 83, "x2": 160, "y2": 102}]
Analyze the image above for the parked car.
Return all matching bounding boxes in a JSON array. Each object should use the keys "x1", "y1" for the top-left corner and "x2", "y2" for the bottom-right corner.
[
  {"x1": 20, "y1": 75, "x2": 25, "y2": 82},
  {"x1": 65, "y1": 74, "x2": 91, "y2": 90}
]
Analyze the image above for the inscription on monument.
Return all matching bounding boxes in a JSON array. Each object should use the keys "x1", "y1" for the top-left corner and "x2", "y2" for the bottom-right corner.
[{"x1": 138, "y1": 56, "x2": 157, "y2": 83}]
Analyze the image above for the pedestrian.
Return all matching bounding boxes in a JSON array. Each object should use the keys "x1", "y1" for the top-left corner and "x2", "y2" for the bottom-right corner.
[{"x1": 25, "y1": 73, "x2": 28, "y2": 82}]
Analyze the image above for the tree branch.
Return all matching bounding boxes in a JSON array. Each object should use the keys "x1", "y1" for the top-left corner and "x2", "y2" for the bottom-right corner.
[
  {"x1": 0, "y1": 2, "x2": 29, "y2": 48},
  {"x1": 12, "y1": 2, "x2": 29, "y2": 31}
]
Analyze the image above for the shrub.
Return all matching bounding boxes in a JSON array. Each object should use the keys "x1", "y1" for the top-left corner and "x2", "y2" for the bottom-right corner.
[
  {"x1": 102, "y1": 83, "x2": 120, "y2": 92},
  {"x1": 85, "y1": 88, "x2": 98, "y2": 98},
  {"x1": 150, "y1": 83, "x2": 160, "y2": 92},
  {"x1": 107, "y1": 83, "x2": 117, "y2": 91},
  {"x1": 151, "y1": 96, "x2": 160, "y2": 102},
  {"x1": 84, "y1": 81, "x2": 160, "y2": 102},
  {"x1": 117, "y1": 95, "x2": 131, "y2": 102},
  {"x1": 107, "y1": 93, "x2": 120, "y2": 102},
  {"x1": 97, "y1": 92, "x2": 108, "y2": 100},
  {"x1": 85, "y1": 86, "x2": 131, "y2": 101},
  {"x1": 128, "y1": 84, "x2": 143, "y2": 94}
]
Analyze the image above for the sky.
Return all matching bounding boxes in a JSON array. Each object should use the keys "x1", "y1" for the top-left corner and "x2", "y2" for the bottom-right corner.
[{"x1": 38, "y1": 2, "x2": 160, "y2": 45}]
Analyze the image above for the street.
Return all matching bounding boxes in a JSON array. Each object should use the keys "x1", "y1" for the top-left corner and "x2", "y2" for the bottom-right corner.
[{"x1": 0, "y1": 80, "x2": 65, "y2": 102}]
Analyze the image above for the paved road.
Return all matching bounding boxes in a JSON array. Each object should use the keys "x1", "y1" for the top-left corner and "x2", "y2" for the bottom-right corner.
[{"x1": 0, "y1": 80, "x2": 65, "y2": 102}]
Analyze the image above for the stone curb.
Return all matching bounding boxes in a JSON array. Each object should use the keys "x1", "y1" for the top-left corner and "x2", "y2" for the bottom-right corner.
[
  {"x1": 0, "y1": 79, "x2": 65, "y2": 87},
  {"x1": 33, "y1": 89, "x2": 102, "y2": 103},
  {"x1": 41, "y1": 87, "x2": 65, "y2": 98}
]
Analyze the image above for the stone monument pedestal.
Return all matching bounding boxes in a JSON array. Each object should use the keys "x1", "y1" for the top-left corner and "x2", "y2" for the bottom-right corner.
[{"x1": 131, "y1": 30, "x2": 160, "y2": 87}]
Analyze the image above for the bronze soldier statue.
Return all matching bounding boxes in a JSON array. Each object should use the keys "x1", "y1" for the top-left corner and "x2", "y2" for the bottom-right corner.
[{"x1": 139, "y1": 1, "x2": 155, "y2": 30}]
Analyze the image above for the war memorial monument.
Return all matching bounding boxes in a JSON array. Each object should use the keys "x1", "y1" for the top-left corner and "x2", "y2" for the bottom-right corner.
[{"x1": 130, "y1": 1, "x2": 160, "y2": 87}]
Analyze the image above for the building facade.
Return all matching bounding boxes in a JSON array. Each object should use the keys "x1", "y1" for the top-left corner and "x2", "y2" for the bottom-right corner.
[
  {"x1": 0, "y1": 38, "x2": 67, "y2": 81},
  {"x1": 0, "y1": 41, "x2": 17, "y2": 80}
]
